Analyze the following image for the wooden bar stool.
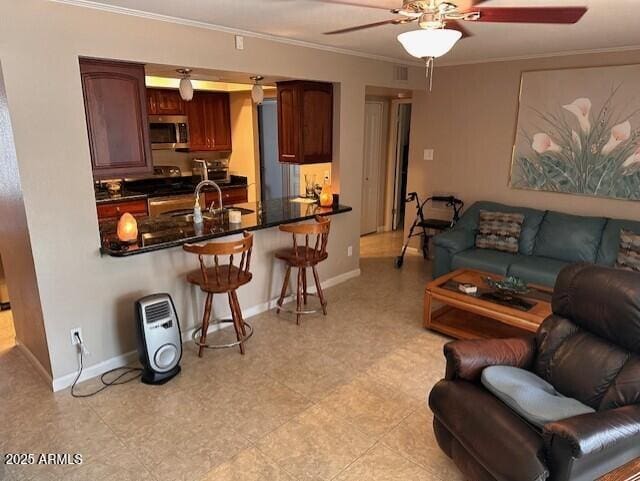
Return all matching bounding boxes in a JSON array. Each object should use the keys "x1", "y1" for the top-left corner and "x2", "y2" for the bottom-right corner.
[
  {"x1": 275, "y1": 216, "x2": 331, "y2": 325},
  {"x1": 183, "y1": 232, "x2": 254, "y2": 357}
]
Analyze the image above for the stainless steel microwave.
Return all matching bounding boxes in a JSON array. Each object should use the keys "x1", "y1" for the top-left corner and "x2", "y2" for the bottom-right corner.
[{"x1": 149, "y1": 115, "x2": 190, "y2": 150}]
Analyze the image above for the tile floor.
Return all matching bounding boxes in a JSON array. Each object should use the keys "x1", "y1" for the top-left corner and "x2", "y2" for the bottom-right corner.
[{"x1": 0, "y1": 232, "x2": 462, "y2": 481}]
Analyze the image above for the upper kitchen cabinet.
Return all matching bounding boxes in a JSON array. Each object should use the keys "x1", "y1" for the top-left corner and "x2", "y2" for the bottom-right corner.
[
  {"x1": 147, "y1": 88, "x2": 184, "y2": 115},
  {"x1": 277, "y1": 80, "x2": 333, "y2": 164},
  {"x1": 80, "y1": 59, "x2": 153, "y2": 179},
  {"x1": 185, "y1": 91, "x2": 232, "y2": 151}
]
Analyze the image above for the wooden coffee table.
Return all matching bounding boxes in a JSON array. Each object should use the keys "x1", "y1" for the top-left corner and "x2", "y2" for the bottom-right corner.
[{"x1": 424, "y1": 269, "x2": 553, "y2": 340}]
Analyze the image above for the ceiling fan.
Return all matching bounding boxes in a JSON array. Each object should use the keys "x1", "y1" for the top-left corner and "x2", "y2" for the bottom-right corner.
[{"x1": 321, "y1": 1, "x2": 588, "y2": 88}]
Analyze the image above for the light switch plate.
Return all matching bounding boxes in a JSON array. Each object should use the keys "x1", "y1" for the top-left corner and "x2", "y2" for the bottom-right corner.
[
  {"x1": 235, "y1": 35, "x2": 244, "y2": 50},
  {"x1": 424, "y1": 149, "x2": 434, "y2": 161}
]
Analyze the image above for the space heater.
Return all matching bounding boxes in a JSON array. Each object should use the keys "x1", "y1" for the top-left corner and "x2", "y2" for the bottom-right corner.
[{"x1": 135, "y1": 293, "x2": 182, "y2": 385}]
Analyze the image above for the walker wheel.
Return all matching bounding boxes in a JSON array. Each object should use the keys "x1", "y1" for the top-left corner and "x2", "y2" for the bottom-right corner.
[{"x1": 394, "y1": 256, "x2": 404, "y2": 268}]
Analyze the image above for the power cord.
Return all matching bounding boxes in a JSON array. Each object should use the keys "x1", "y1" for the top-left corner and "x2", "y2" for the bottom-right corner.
[{"x1": 70, "y1": 331, "x2": 142, "y2": 398}]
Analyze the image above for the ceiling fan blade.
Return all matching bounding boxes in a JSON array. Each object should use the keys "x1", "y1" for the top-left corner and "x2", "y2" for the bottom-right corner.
[
  {"x1": 467, "y1": 7, "x2": 587, "y2": 24},
  {"x1": 318, "y1": 0, "x2": 401, "y2": 10},
  {"x1": 445, "y1": 19, "x2": 472, "y2": 38},
  {"x1": 324, "y1": 17, "x2": 414, "y2": 34}
]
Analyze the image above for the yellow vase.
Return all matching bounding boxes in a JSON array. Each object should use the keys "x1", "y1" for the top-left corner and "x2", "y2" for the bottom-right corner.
[{"x1": 319, "y1": 182, "x2": 333, "y2": 207}]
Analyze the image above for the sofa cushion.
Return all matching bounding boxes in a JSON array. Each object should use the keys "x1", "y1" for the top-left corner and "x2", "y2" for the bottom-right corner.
[
  {"x1": 507, "y1": 256, "x2": 569, "y2": 287},
  {"x1": 533, "y1": 212, "x2": 606, "y2": 263},
  {"x1": 596, "y1": 219, "x2": 640, "y2": 266},
  {"x1": 616, "y1": 229, "x2": 640, "y2": 272},
  {"x1": 429, "y1": 379, "x2": 549, "y2": 481},
  {"x1": 456, "y1": 201, "x2": 545, "y2": 255},
  {"x1": 481, "y1": 366, "x2": 595, "y2": 428},
  {"x1": 451, "y1": 248, "x2": 518, "y2": 276},
  {"x1": 476, "y1": 210, "x2": 524, "y2": 253}
]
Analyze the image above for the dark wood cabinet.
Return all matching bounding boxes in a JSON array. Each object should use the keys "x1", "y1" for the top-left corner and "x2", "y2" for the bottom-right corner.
[
  {"x1": 147, "y1": 88, "x2": 184, "y2": 115},
  {"x1": 80, "y1": 58, "x2": 153, "y2": 179},
  {"x1": 185, "y1": 91, "x2": 232, "y2": 151},
  {"x1": 96, "y1": 199, "x2": 148, "y2": 221},
  {"x1": 277, "y1": 81, "x2": 333, "y2": 164},
  {"x1": 204, "y1": 186, "x2": 248, "y2": 207}
]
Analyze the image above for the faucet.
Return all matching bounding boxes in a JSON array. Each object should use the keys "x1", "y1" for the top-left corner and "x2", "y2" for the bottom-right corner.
[
  {"x1": 195, "y1": 180, "x2": 223, "y2": 214},
  {"x1": 193, "y1": 159, "x2": 208, "y2": 181}
]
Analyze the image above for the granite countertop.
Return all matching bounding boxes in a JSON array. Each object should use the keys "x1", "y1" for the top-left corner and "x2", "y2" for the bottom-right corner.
[
  {"x1": 95, "y1": 175, "x2": 249, "y2": 204},
  {"x1": 100, "y1": 197, "x2": 352, "y2": 257}
]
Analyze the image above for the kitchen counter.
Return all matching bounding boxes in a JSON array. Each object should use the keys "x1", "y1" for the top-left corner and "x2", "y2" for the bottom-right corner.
[
  {"x1": 100, "y1": 197, "x2": 352, "y2": 257},
  {"x1": 95, "y1": 175, "x2": 249, "y2": 204}
]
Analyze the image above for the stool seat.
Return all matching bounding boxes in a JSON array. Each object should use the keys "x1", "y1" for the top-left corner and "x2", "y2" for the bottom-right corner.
[
  {"x1": 275, "y1": 247, "x2": 329, "y2": 266},
  {"x1": 187, "y1": 266, "x2": 253, "y2": 293}
]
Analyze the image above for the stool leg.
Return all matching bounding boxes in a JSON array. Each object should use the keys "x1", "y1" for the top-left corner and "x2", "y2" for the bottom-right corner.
[
  {"x1": 231, "y1": 290, "x2": 247, "y2": 337},
  {"x1": 312, "y1": 266, "x2": 327, "y2": 316},
  {"x1": 199, "y1": 293, "x2": 213, "y2": 357},
  {"x1": 228, "y1": 292, "x2": 245, "y2": 355},
  {"x1": 296, "y1": 267, "x2": 303, "y2": 325},
  {"x1": 302, "y1": 268, "x2": 308, "y2": 305},
  {"x1": 276, "y1": 265, "x2": 291, "y2": 315}
]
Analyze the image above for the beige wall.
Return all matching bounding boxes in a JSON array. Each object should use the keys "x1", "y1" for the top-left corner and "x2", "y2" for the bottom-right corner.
[
  {"x1": 407, "y1": 49, "x2": 640, "y2": 236},
  {"x1": 0, "y1": 0, "x2": 423, "y2": 383},
  {"x1": 229, "y1": 91, "x2": 260, "y2": 202}
]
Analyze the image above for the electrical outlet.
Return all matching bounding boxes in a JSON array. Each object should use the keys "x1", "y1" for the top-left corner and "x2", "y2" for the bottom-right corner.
[
  {"x1": 70, "y1": 328, "x2": 83, "y2": 346},
  {"x1": 235, "y1": 35, "x2": 244, "y2": 50},
  {"x1": 424, "y1": 149, "x2": 434, "y2": 161},
  {"x1": 347, "y1": 245, "x2": 353, "y2": 257}
]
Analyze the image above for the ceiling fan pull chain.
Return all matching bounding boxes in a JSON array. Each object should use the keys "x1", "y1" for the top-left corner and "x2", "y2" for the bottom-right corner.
[{"x1": 425, "y1": 56, "x2": 434, "y2": 92}]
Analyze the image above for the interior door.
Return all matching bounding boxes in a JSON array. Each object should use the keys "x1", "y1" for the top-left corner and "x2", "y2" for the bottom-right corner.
[
  {"x1": 361, "y1": 101, "x2": 384, "y2": 235},
  {"x1": 393, "y1": 103, "x2": 412, "y2": 230}
]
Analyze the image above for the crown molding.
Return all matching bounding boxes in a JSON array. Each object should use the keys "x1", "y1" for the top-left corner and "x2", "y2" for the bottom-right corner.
[
  {"x1": 437, "y1": 44, "x2": 640, "y2": 68},
  {"x1": 49, "y1": 0, "x2": 423, "y2": 67}
]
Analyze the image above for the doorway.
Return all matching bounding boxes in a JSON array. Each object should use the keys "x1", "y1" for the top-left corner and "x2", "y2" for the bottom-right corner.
[
  {"x1": 392, "y1": 101, "x2": 412, "y2": 231},
  {"x1": 0, "y1": 254, "x2": 14, "y2": 350},
  {"x1": 258, "y1": 98, "x2": 299, "y2": 202}
]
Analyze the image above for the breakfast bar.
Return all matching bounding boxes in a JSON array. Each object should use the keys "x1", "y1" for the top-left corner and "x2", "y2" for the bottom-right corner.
[{"x1": 99, "y1": 197, "x2": 352, "y2": 257}]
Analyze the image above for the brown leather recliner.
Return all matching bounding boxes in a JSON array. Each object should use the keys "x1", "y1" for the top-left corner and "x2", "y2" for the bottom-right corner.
[{"x1": 428, "y1": 263, "x2": 640, "y2": 481}]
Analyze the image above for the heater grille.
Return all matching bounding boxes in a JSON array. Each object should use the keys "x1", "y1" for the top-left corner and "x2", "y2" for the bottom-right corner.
[{"x1": 145, "y1": 301, "x2": 171, "y2": 323}]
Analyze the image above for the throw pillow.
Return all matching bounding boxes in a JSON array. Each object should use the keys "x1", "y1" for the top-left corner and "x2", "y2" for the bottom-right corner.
[
  {"x1": 616, "y1": 229, "x2": 640, "y2": 272},
  {"x1": 476, "y1": 210, "x2": 524, "y2": 254}
]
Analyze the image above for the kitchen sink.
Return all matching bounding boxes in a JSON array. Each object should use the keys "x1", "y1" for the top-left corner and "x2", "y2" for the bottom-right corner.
[{"x1": 160, "y1": 206, "x2": 254, "y2": 223}]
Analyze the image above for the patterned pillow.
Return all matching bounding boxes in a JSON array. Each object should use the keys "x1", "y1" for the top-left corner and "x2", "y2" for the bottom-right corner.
[
  {"x1": 476, "y1": 210, "x2": 524, "y2": 254},
  {"x1": 615, "y1": 229, "x2": 640, "y2": 272}
]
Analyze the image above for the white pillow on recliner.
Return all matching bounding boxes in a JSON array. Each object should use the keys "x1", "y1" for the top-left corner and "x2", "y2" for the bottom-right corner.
[{"x1": 481, "y1": 365, "x2": 595, "y2": 428}]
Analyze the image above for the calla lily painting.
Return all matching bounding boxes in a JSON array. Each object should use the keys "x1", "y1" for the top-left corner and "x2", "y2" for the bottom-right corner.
[{"x1": 510, "y1": 65, "x2": 640, "y2": 201}]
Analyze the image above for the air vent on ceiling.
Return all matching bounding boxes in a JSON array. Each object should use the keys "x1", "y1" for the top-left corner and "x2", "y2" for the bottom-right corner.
[
  {"x1": 145, "y1": 301, "x2": 171, "y2": 323},
  {"x1": 394, "y1": 65, "x2": 409, "y2": 82}
]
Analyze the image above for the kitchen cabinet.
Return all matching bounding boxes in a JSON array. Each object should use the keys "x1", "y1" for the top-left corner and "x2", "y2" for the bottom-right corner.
[
  {"x1": 277, "y1": 80, "x2": 333, "y2": 164},
  {"x1": 185, "y1": 91, "x2": 232, "y2": 151},
  {"x1": 204, "y1": 186, "x2": 248, "y2": 208},
  {"x1": 147, "y1": 88, "x2": 184, "y2": 115},
  {"x1": 96, "y1": 199, "x2": 148, "y2": 221},
  {"x1": 80, "y1": 58, "x2": 153, "y2": 179}
]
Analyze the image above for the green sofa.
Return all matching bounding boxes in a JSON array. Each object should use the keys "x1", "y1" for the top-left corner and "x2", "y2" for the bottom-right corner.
[{"x1": 433, "y1": 201, "x2": 640, "y2": 287}]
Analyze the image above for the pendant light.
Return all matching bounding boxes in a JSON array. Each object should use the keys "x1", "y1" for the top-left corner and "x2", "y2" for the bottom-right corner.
[
  {"x1": 397, "y1": 28, "x2": 461, "y2": 91},
  {"x1": 176, "y1": 68, "x2": 193, "y2": 101},
  {"x1": 250, "y1": 75, "x2": 264, "y2": 104}
]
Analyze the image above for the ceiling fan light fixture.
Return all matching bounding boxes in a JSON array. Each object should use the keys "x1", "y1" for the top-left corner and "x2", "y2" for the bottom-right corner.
[
  {"x1": 177, "y1": 68, "x2": 193, "y2": 102},
  {"x1": 397, "y1": 28, "x2": 462, "y2": 59}
]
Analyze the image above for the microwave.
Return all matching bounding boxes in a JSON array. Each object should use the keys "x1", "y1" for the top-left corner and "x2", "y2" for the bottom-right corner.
[{"x1": 149, "y1": 115, "x2": 190, "y2": 150}]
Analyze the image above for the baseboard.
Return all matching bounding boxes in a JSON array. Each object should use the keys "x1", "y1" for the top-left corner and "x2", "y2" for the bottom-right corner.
[
  {"x1": 51, "y1": 349, "x2": 138, "y2": 392},
  {"x1": 51, "y1": 268, "x2": 361, "y2": 392},
  {"x1": 15, "y1": 340, "x2": 53, "y2": 387}
]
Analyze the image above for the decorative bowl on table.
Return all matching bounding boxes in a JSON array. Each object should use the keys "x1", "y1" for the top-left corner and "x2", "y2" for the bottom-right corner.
[{"x1": 484, "y1": 276, "x2": 530, "y2": 295}]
